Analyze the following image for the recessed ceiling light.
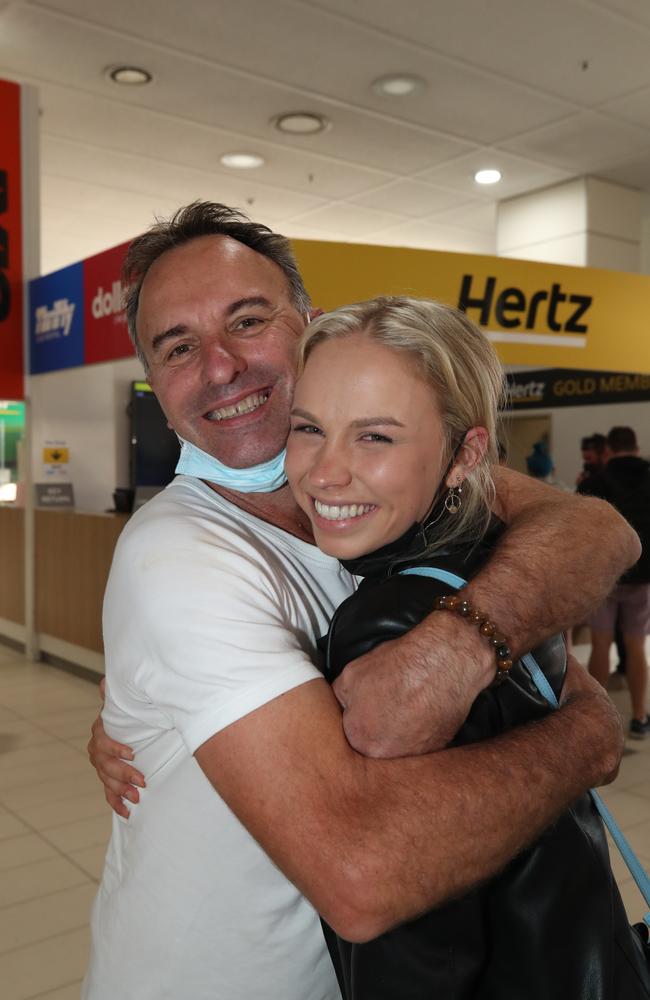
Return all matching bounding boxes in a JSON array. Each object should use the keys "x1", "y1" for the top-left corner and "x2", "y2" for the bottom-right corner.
[
  {"x1": 107, "y1": 65, "x2": 152, "y2": 86},
  {"x1": 220, "y1": 152, "x2": 265, "y2": 170},
  {"x1": 475, "y1": 169, "x2": 502, "y2": 185},
  {"x1": 272, "y1": 112, "x2": 329, "y2": 135},
  {"x1": 372, "y1": 74, "x2": 424, "y2": 97}
]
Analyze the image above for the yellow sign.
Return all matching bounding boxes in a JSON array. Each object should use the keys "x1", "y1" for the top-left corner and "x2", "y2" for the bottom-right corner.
[
  {"x1": 292, "y1": 240, "x2": 650, "y2": 374},
  {"x1": 43, "y1": 447, "x2": 69, "y2": 464}
]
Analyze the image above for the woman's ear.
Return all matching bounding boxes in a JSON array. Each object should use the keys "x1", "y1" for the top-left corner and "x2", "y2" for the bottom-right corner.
[{"x1": 446, "y1": 427, "x2": 489, "y2": 487}]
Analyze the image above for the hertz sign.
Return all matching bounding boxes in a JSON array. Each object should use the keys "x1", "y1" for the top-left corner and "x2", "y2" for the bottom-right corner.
[
  {"x1": 292, "y1": 240, "x2": 650, "y2": 375},
  {"x1": 0, "y1": 80, "x2": 23, "y2": 399},
  {"x1": 457, "y1": 275, "x2": 591, "y2": 338},
  {"x1": 506, "y1": 368, "x2": 650, "y2": 410}
]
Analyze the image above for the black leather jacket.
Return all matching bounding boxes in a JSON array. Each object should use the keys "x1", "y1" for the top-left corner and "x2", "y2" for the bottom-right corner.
[{"x1": 319, "y1": 518, "x2": 650, "y2": 1000}]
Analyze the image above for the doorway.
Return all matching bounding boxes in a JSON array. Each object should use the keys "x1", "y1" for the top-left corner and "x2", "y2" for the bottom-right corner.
[{"x1": 502, "y1": 414, "x2": 552, "y2": 476}]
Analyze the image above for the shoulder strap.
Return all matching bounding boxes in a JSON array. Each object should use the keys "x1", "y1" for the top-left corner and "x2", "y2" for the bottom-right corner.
[{"x1": 399, "y1": 564, "x2": 650, "y2": 926}]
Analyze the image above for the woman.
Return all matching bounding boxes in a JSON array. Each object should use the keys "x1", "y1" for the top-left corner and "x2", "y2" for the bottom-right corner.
[{"x1": 284, "y1": 296, "x2": 649, "y2": 1000}]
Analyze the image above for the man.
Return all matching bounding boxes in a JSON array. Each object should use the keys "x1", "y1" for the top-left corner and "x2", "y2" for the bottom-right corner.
[
  {"x1": 578, "y1": 431, "x2": 627, "y2": 679},
  {"x1": 585, "y1": 426, "x2": 650, "y2": 737},
  {"x1": 577, "y1": 432, "x2": 607, "y2": 489},
  {"x1": 84, "y1": 203, "x2": 632, "y2": 999}
]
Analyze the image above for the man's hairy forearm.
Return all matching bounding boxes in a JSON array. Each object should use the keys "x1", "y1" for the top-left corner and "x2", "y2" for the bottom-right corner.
[
  {"x1": 470, "y1": 467, "x2": 640, "y2": 657},
  {"x1": 204, "y1": 671, "x2": 622, "y2": 944},
  {"x1": 333, "y1": 466, "x2": 639, "y2": 758},
  {"x1": 331, "y1": 686, "x2": 621, "y2": 941}
]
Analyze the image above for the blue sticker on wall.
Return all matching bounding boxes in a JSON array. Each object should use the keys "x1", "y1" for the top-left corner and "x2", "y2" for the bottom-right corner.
[{"x1": 29, "y1": 263, "x2": 84, "y2": 374}]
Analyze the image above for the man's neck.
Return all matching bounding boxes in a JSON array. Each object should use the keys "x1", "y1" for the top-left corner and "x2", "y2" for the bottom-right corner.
[{"x1": 206, "y1": 481, "x2": 315, "y2": 544}]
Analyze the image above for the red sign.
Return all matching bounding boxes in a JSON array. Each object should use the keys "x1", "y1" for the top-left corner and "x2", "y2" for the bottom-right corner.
[
  {"x1": 0, "y1": 80, "x2": 24, "y2": 399},
  {"x1": 83, "y1": 240, "x2": 135, "y2": 364}
]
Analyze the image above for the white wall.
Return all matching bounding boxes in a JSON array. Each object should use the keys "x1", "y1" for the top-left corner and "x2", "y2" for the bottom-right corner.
[
  {"x1": 29, "y1": 356, "x2": 145, "y2": 512},
  {"x1": 497, "y1": 177, "x2": 641, "y2": 272}
]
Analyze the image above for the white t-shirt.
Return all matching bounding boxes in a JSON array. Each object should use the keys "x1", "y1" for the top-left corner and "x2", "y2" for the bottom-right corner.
[{"x1": 83, "y1": 476, "x2": 354, "y2": 1000}]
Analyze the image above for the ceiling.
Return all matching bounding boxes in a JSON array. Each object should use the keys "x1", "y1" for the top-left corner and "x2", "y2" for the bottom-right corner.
[{"x1": 3, "y1": 0, "x2": 650, "y2": 275}]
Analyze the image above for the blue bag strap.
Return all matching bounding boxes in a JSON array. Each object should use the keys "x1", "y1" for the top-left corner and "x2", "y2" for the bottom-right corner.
[{"x1": 400, "y1": 564, "x2": 650, "y2": 927}]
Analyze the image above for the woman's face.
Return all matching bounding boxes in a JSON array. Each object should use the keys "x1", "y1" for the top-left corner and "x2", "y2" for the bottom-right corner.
[{"x1": 286, "y1": 332, "x2": 449, "y2": 560}]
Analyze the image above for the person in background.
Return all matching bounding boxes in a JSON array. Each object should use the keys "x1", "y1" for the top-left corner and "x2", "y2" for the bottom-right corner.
[
  {"x1": 578, "y1": 432, "x2": 627, "y2": 681},
  {"x1": 585, "y1": 426, "x2": 650, "y2": 738},
  {"x1": 526, "y1": 439, "x2": 554, "y2": 481},
  {"x1": 525, "y1": 439, "x2": 568, "y2": 489},
  {"x1": 577, "y1": 432, "x2": 608, "y2": 490}
]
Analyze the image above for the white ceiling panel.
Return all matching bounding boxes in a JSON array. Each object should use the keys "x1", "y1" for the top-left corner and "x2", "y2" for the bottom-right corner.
[
  {"x1": 595, "y1": 152, "x2": 650, "y2": 191},
  {"x1": 34, "y1": 83, "x2": 393, "y2": 200},
  {"x1": 1, "y1": 0, "x2": 650, "y2": 272},
  {"x1": 1, "y1": 5, "x2": 471, "y2": 175},
  {"x1": 501, "y1": 112, "x2": 650, "y2": 172},
  {"x1": 416, "y1": 149, "x2": 572, "y2": 199},
  {"x1": 303, "y1": 0, "x2": 650, "y2": 105},
  {"x1": 41, "y1": 135, "x2": 329, "y2": 222},
  {"x1": 350, "y1": 180, "x2": 465, "y2": 217},
  {"x1": 286, "y1": 203, "x2": 404, "y2": 238},
  {"x1": 366, "y1": 218, "x2": 495, "y2": 255},
  {"x1": 40, "y1": 177, "x2": 177, "y2": 272},
  {"x1": 601, "y1": 88, "x2": 650, "y2": 131},
  {"x1": 433, "y1": 200, "x2": 498, "y2": 233},
  {"x1": 587, "y1": 0, "x2": 650, "y2": 30},
  {"x1": 41, "y1": 174, "x2": 179, "y2": 228},
  {"x1": 31, "y1": 0, "x2": 574, "y2": 145},
  {"x1": 286, "y1": 224, "x2": 345, "y2": 242}
]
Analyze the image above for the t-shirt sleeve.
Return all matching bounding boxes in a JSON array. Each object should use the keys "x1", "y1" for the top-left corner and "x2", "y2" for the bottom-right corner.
[{"x1": 109, "y1": 523, "x2": 323, "y2": 755}]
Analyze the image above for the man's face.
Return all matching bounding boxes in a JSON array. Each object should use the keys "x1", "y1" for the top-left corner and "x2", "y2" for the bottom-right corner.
[{"x1": 138, "y1": 235, "x2": 307, "y2": 468}]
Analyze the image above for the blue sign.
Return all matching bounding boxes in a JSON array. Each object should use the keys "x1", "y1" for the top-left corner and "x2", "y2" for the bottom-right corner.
[{"x1": 29, "y1": 263, "x2": 84, "y2": 374}]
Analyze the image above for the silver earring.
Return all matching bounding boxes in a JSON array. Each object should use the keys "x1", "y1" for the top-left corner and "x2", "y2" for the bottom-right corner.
[{"x1": 444, "y1": 481, "x2": 463, "y2": 515}]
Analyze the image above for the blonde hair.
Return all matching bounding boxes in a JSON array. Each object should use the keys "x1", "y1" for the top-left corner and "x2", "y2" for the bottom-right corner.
[{"x1": 297, "y1": 296, "x2": 507, "y2": 555}]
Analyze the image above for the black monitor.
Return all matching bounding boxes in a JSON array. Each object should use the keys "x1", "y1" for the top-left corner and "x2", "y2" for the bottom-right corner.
[{"x1": 129, "y1": 381, "x2": 180, "y2": 488}]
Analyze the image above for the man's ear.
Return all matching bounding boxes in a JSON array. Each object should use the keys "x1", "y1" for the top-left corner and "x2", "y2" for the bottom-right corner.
[
  {"x1": 308, "y1": 307, "x2": 325, "y2": 322},
  {"x1": 446, "y1": 427, "x2": 489, "y2": 487}
]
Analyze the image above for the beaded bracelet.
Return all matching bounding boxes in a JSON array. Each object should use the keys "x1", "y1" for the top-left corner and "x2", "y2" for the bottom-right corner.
[{"x1": 432, "y1": 593, "x2": 514, "y2": 685}]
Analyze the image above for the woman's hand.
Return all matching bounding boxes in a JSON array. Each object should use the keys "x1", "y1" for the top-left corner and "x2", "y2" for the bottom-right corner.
[{"x1": 87, "y1": 681, "x2": 145, "y2": 818}]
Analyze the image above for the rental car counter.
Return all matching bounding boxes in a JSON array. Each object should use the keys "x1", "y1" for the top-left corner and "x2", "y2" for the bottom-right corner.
[{"x1": 0, "y1": 506, "x2": 128, "y2": 676}]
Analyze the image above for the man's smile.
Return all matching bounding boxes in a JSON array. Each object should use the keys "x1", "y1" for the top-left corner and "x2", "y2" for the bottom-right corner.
[{"x1": 205, "y1": 390, "x2": 271, "y2": 422}]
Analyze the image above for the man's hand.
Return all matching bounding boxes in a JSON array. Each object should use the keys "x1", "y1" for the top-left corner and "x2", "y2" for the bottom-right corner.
[
  {"x1": 87, "y1": 688, "x2": 144, "y2": 819},
  {"x1": 559, "y1": 654, "x2": 623, "y2": 787},
  {"x1": 333, "y1": 611, "x2": 492, "y2": 757}
]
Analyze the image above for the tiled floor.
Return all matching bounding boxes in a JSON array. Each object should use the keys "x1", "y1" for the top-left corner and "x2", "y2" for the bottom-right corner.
[
  {"x1": 0, "y1": 645, "x2": 106, "y2": 1000},
  {"x1": 0, "y1": 641, "x2": 648, "y2": 999}
]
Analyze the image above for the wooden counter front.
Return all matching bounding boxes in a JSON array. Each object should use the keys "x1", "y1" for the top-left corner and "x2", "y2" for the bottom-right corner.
[
  {"x1": 0, "y1": 506, "x2": 25, "y2": 625},
  {"x1": 35, "y1": 510, "x2": 128, "y2": 654}
]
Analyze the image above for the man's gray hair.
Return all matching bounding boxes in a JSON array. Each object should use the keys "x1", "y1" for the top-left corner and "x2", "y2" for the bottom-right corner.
[{"x1": 122, "y1": 201, "x2": 311, "y2": 369}]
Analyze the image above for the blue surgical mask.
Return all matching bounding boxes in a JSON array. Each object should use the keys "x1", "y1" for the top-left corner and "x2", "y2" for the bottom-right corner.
[{"x1": 175, "y1": 437, "x2": 288, "y2": 493}]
